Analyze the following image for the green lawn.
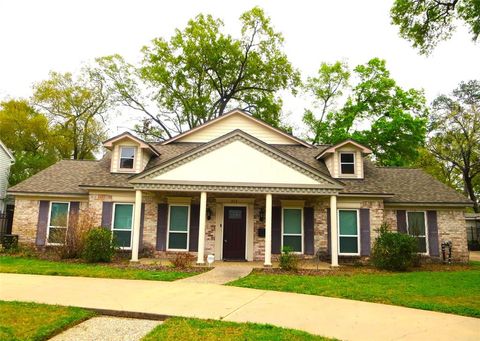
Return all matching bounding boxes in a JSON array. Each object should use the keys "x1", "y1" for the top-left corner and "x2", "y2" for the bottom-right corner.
[
  {"x1": 0, "y1": 256, "x2": 200, "y2": 282},
  {"x1": 229, "y1": 264, "x2": 480, "y2": 318},
  {"x1": 142, "y1": 317, "x2": 332, "y2": 341},
  {"x1": 0, "y1": 301, "x2": 94, "y2": 341}
]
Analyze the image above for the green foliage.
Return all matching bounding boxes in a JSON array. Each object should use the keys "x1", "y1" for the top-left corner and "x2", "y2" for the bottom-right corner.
[
  {"x1": 371, "y1": 223, "x2": 419, "y2": 271},
  {"x1": 303, "y1": 58, "x2": 428, "y2": 166},
  {"x1": 82, "y1": 228, "x2": 116, "y2": 263},
  {"x1": 279, "y1": 246, "x2": 300, "y2": 271},
  {"x1": 391, "y1": 0, "x2": 480, "y2": 55},
  {"x1": 0, "y1": 100, "x2": 62, "y2": 185}
]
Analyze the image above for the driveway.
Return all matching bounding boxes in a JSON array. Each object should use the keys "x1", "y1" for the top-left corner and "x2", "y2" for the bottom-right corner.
[{"x1": 1, "y1": 273, "x2": 478, "y2": 341}]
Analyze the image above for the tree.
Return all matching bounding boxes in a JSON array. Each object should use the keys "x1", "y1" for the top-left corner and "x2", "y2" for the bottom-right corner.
[
  {"x1": 391, "y1": 0, "x2": 480, "y2": 54},
  {"x1": 97, "y1": 7, "x2": 299, "y2": 139},
  {"x1": 428, "y1": 80, "x2": 480, "y2": 212},
  {"x1": 32, "y1": 69, "x2": 111, "y2": 159},
  {"x1": 0, "y1": 100, "x2": 61, "y2": 185},
  {"x1": 303, "y1": 58, "x2": 428, "y2": 166}
]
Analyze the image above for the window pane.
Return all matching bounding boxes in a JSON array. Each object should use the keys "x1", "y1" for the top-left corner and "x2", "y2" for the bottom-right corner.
[
  {"x1": 283, "y1": 235, "x2": 302, "y2": 252},
  {"x1": 341, "y1": 153, "x2": 354, "y2": 163},
  {"x1": 50, "y1": 203, "x2": 69, "y2": 227},
  {"x1": 120, "y1": 158, "x2": 134, "y2": 169},
  {"x1": 339, "y1": 210, "x2": 358, "y2": 235},
  {"x1": 48, "y1": 227, "x2": 66, "y2": 244},
  {"x1": 169, "y1": 232, "x2": 187, "y2": 249},
  {"x1": 113, "y1": 230, "x2": 131, "y2": 248},
  {"x1": 170, "y1": 206, "x2": 188, "y2": 232},
  {"x1": 341, "y1": 163, "x2": 355, "y2": 174},
  {"x1": 408, "y1": 212, "x2": 425, "y2": 236},
  {"x1": 120, "y1": 147, "x2": 135, "y2": 158},
  {"x1": 417, "y1": 237, "x2": 427, "y2": 253},
  {"x1": 284, "y1": 209, "x2": 301, "y2": 234},
  {"x1": 228, "y1": 209, "x2": 242, "y2": 219},
  {"x1": 340, "y1": 236, "x2": 358, "y2": 253},
  {"x1": 113, "y1": 204, "x2": 133, "y2": 230}
]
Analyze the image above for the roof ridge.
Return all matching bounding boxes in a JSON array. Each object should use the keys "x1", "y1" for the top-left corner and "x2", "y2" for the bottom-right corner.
[{"x1": 60, "y1": 159, "x2": 99, "y2": 162}]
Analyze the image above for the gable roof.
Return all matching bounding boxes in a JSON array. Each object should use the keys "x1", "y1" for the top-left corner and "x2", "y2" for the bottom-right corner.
[
  {"x1": 0, "y1": 140, "x2": 14, "y2": 162},
  {"x1": 316, "y1": 139, "x2": 372, "y2": 159},
  {"x1": 103, "y1": 131, "x2": 160, "y2": 156},
  {"x1": 162, "y1": 109, "x2": 312, "y2": 148}
]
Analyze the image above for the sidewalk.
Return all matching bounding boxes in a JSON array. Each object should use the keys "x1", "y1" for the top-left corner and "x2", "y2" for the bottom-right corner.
[{"x1": 1, "y1": 273, "x2": 478, "y2": 341}]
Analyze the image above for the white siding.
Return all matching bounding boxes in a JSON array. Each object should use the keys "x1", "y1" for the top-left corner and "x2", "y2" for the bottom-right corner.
[
  {"x1": 177, "y1": 114, "x2": 298, "y2": 144},
  {"x1": 0, "y1": 146, "x2": 13, "y2": 212}
]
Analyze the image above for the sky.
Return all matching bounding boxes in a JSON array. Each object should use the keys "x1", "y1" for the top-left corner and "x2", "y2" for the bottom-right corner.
[{"x1": 1, "y1": 0, "x2": 479, "y2": 137}]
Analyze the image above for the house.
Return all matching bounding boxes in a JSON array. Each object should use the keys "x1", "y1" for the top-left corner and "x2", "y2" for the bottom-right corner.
[
  {"x1": 466, "y1": 213, "x2": 480, "y2": 248},
  {"x1": 7, "y1": 109, "x2": 472, "y2": 265},
  {"x1": 0, "y1": 140, "x2": 15, "y2": 214}
]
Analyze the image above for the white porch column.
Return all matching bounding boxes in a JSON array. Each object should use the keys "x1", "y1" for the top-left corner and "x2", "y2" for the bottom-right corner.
[
  {"x1": 131, "y1": 189, "x2": 142, "y2": 262},
  {"x1": 330, "y1": 195, "x2": 339, "y2": 267},
  {"x1": 264, "y1": 193, "x2": 272, "y2": 266},
  {"x1": 197, "y1": 191, "x2": 207, "y2": 264}
]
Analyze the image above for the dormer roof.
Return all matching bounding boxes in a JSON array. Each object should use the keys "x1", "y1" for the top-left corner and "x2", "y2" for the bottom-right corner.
[
  {"x1": 103, "y1": 131, "x2": 160, "y2": 156},
  {"x1": 315, "y1": 139, "x2": 372, "y2": 159}
]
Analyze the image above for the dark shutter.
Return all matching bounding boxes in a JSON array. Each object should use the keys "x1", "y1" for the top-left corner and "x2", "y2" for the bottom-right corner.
[
  {"x1": 36, "y1": 201, "x2": 50, "y2": 246},
  {"x1": 69, "y1": 202, "x2": 80, "y2": 230},
  {"x1": 189, "y1": 204, "x2": 200, "y2": 251},
  {"x1": 360, "y1": 208, "x2": 371, "y2": 256},
  {"x1": 101, "y1": 202, "x2": 113, "y2": 229},
  {"x1": 427, "y1": 210, "x2": 440, "y2": 257},
  {"x1": 139, "y1": 203, "x2": 145, "y2": 250},
  {"x1": 156, "y1": 203, "x2": 168, "y2": 251},
  {"x1": 303, "y1": 207, "x2": 314, "y2": 255},
  {"x1": 272, "y1": 206, "x2": 282, "y2": 254},
  {"x1": 397, "y1": 210, "x2": 407, "y2": 234},
  {"x1": 326, "y1": 208, "x2": 331, "y2": 255}
]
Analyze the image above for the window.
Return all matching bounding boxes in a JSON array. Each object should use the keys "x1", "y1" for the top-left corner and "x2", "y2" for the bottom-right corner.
[
  {"x1": 168, "y1": 205, "x2": 190, "y2": 250},
  {"x1": 119, "y1": 147, "x2": 135, "y2": 169},
  {"x1": 407, "y1": 211, "x2": 428, "y2": 253},
  {"x1": 340, "y1": 152, "x2": 355, "y2": 175},
  {"x1": 338, "y1": 209, "x2": 359, "y2": 255},
  {"x1": 112, "y1": 203, "x2": 134, "y2": 249},
  {"x1": 47, "y1": 202, "x2": 70, "y2": 244},
  {"x1": 282, "y1": 208, "x2": 303, "y2": 253}
]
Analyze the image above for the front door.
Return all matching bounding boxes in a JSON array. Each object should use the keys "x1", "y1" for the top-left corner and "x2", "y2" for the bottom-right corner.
[{"x1": 223, "y1": 206, "x2": 247, "y2": 260}]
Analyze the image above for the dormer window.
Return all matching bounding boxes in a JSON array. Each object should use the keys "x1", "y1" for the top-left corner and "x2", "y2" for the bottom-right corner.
[
  {"x1": 119, "y1": 147, "x2": 136, "y2": 170},
  {"x1": 340, "y1": 152, "x2": 355, "y2": 175}
]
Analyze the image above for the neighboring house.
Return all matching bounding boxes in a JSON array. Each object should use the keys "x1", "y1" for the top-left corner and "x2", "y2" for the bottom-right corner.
[
  {"x1": 0, "y1": 140, "x2": 15, "y2": 214},
  {"x1": 7, "y1": 109, "x2": 472, "y2": 265},
  {"x1": 466, "y1": 213, "x2": 480, "y2": 246}
]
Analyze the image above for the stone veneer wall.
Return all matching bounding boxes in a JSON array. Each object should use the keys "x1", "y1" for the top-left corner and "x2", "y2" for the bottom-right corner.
[{"x1": 11, "y1": 198, "x2": 39, "y2": 244}]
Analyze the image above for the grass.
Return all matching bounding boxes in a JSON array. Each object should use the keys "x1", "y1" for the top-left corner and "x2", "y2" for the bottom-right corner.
[
  {"x1": 0, "y1": 301, "x2": 94, "y2": 341},
  {"x1": 142, "y1": 317, "x2": 333, "y2": 341},
  {"x1": 0, "y1": 256, "x2": 200, "y2": 282},
  {"x1": 229, "y1": 263, "x2": 480, "y2": 318}
]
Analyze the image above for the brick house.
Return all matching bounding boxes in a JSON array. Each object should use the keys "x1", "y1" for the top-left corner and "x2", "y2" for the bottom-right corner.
[{"x1": 8, "y1": 109, "x2": 472, "y2": 265}]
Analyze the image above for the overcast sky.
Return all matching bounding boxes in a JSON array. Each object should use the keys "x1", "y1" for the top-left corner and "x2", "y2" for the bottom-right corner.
[{"x1": 1, "y1": 0, "x2": 479, "y2": 137}]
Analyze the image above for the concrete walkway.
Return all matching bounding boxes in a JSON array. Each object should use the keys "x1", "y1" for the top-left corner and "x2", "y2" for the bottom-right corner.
[
  {"x1": 49, "y1": 316, "x2": 161, "y2": 341},
  {"x1": 470, "y1": 251, "x2": 480, "y2": 261},
  {"x1": 1, "y1": 273, "x2": 478, "y2": 341},
  {"x1": 177, "y1": 265, "x2": 253, "y2": 284}
]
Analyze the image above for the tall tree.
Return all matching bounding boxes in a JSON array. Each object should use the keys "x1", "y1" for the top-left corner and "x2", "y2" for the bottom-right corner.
[
  {"x1": 303, "y1": 58, "x2": 428, "y2": 166},
  {"x1": 97, "y1": 7, "x2": 299, "y2": 139},
  {"x1": 32, "y1": 69, "x2": 111, "y2": 159},
  {"x1": 0, "y1": 100, "x2": 62, "y2": 185},
  {"x1": 428, "y1": 80, "x2": 480, "y2": 212},
  {"x1": 391, "y1": 0, "x2": 480, "y2": 54}
]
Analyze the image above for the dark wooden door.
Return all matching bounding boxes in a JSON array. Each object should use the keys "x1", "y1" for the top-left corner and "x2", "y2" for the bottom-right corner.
[{"x1": 223, "y1": 206, "x2": 246, "y2": 260}]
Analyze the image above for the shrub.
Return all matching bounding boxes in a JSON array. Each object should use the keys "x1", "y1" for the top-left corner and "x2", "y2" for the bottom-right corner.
[
  {"x1": 371, "y1": 223, "x2": 418, "y2": 271},
  {"x1": 170, "y1": 252, "x2": 195, "y2": 268},
  {"x1": 279, "y1": 246, "x2": 299, "y2": 271},
  {"x1": 55, "y1": 209, "x2": 96, "y2": 259},
  {"x1": 82, "y1": 228, "x2": 116, "y2": 263}
]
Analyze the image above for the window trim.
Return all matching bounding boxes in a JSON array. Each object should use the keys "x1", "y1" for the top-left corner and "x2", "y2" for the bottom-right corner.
[
  {"x1": 46, "y1": 201, "x2": 70, "y2": 246},
  {"x1": 339, "y1": 152, "x2": 356, "y2": 176},
  {"x1": 406, "y1": 210, "x2": 429, "y2": 255},
  {"x1": 118, "y1": 146, "x2": 136, "y2": 171},
  {"x1": 166, "y1": 204, "x2": 190, "y2": 252},
  {"x1": 111, "y1": 202, "x2": 134, "y2": 250},
  {"x1": 337, "y1": 209, "x2": 360, "y2": 256},
  {"x1": 281, "y1": 207, "x2": 304, "y2": 254}
]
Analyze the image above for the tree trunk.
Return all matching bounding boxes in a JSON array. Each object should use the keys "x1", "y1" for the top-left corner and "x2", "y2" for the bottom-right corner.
[{"x1": 464, "y1": 173, "x2": 479, "y2": 213}]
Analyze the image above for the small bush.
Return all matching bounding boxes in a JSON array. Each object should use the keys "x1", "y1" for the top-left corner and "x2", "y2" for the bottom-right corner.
[
  {"x1": 170, "y1": 252, "x2": 195, "y2": 268},
  {"x1": 82, "y1": 228, "x2": 116, "y2": 263},
  {"x1": 371, "y1": 223, "x2": 418, "y2": 271},
  {"x1": 279, "y1": 246, "x2": 299, "y2": 271}
]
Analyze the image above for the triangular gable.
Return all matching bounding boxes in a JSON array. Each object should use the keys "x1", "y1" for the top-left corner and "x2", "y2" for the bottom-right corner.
[
  {"x1": 132, "y1": 130, "x2": 342, "y2": 189},
  {"x1": 316, "y1": 139, "x2": 372, "y2": 159},
  {"x1": 162, "y1": 109, "x2": 312, "y2": 147},
  {"x1": 103, "y1": 131, "x2": 159, "y2": 156}
]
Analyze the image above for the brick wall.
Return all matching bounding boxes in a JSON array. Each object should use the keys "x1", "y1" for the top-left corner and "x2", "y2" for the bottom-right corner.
[{"x1": 11, "y1": 198, "x2": 39, "y2": 244}]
